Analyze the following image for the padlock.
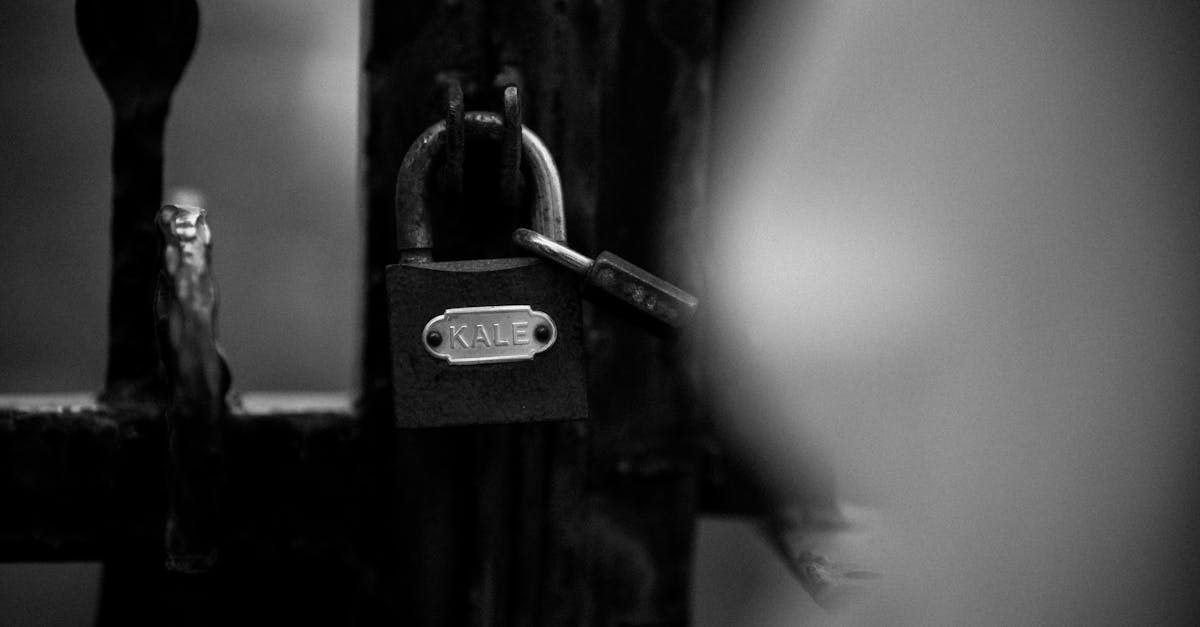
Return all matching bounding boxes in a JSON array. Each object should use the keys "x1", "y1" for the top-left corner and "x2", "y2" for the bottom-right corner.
[{"x1": 385, "y1": 111, "x2": 588, "y2": 428}]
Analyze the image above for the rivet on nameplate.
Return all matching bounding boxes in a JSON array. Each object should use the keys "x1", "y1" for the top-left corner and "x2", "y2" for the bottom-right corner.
[{"x1": 422, "y1": 305, "x2": 556, "y2": 365}]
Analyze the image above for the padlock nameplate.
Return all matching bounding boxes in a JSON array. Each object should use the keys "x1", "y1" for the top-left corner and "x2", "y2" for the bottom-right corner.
[
  {"x1": 422, "y1": 305, "x2": 556, "y2": 365},
  {"x1": 387, "y1": 258, "x2": 587, "y2": 427}
]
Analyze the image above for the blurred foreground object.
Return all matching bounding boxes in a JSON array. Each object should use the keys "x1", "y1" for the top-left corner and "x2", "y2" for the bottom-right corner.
[
  {"x1": 759, "y1": 504, "x2": 885, "y2": 612},
  {"x1": 707, "y1": 1, "x2": 1200, "y2": 624}
]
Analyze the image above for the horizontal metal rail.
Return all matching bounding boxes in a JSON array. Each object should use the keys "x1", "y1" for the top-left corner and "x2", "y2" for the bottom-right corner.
[
  {"x1": 0, "y1": 393, "x2": 355, "y2": 562},
  {"x1": 0, "y1": 392, "x2": 775, "y2": 564}
]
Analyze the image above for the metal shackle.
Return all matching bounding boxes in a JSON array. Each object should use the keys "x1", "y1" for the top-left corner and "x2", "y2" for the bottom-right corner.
[{"x1": 394, "y1": 111, "x2": 565, "y2": 263}]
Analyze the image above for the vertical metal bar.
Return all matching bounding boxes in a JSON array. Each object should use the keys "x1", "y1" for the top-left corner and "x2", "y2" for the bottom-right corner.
[
  {"x1": 578, "y1": 2, "x2": 716, "y2": 624},
  {"x1": 361, "y1": 5, "x2": 491, "y2": 625},
  {"x1": 76, "y1": 0, "x2": 199, "y2": 406}
]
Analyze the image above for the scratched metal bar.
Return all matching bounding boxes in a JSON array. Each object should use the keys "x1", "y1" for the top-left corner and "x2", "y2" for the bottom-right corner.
[{"x1": 156, "y1": 203, "x2": 230, "y2": 575}]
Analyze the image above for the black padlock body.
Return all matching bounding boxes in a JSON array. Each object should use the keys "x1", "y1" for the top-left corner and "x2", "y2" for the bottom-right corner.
[{"x1": 386, "y1": 257, "x2": 587, "y2": 428}]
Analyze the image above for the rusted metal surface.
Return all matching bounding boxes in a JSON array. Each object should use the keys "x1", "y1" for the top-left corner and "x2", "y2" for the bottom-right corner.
[
  {"x1": 156, "y1": 203, "x2": 230, "y2": 574},
  {"x1": 76, "y1": 0, "x2": 198, "y2": 406}
]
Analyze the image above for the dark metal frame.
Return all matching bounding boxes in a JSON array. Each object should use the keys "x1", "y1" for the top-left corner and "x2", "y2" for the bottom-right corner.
[{"x1": 0, "y1": 2, "x2": 809, "y2": 625}]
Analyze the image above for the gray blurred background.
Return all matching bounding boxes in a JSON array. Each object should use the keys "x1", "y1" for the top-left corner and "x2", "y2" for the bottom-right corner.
[
  {"x1": 2, "y1": 1, "x2": 1199, "y2": 625},
  {"x1": 708, "y1": 1, "x2": 1200, "y2": 624},
  {"x1": 0, "y1": 0, "x2": 358, "y2": 393}
]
